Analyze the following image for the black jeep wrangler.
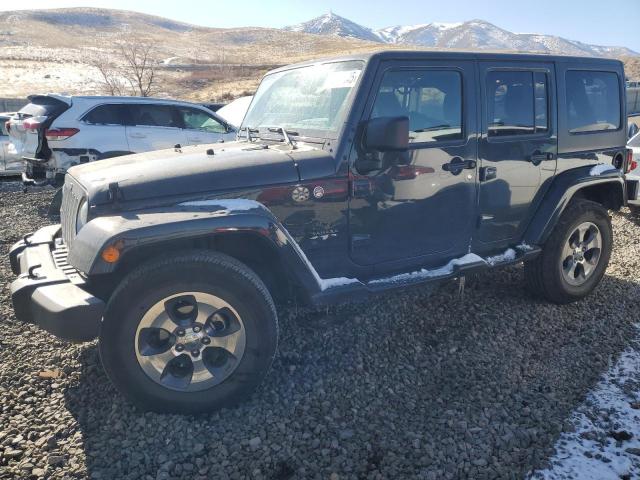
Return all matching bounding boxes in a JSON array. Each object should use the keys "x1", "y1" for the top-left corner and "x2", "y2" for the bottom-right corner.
[{"x1": 9, "y1": 51, "x2": 630, "y2": 413}]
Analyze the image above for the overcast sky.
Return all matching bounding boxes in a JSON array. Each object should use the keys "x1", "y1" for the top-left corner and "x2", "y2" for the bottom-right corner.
[{"x1": 1, "y1": 0, "x2": 639, "y2": 51}]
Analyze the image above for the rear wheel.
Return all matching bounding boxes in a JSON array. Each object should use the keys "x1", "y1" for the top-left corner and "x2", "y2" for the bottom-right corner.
[
  {"x1": 99, "y1": 251, "x2": 278, "y2": 413},
  {"x1": 524, "y1": 199, "x2": 612, "y2": 304}
]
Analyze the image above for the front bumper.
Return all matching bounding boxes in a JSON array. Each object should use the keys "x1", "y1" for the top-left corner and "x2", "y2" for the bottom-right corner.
[{"x1": 9, "y1": 225, "x2": 104, "y2": 342}]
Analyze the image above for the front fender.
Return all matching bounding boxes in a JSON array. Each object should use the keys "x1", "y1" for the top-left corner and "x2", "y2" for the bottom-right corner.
[
  {"x1": 69, "y1": 199, "x2": 323, "y2": 298},
  {"x1": 523, "y1": 165, "x2": 625, "y2": 245}
]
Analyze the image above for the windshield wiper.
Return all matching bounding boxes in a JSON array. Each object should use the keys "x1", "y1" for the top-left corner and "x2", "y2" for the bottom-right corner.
[
  {"x1": 238, "y1": 126, "x2": 259, "y2": 142},
  {"x1": 266, "y1": 126, "x2": 299, "y2": 150}
]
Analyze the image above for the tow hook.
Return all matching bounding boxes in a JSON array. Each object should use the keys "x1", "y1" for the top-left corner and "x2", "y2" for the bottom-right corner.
[{"x1": 27, "y1": 264, "x2": 42, "y2": 279}]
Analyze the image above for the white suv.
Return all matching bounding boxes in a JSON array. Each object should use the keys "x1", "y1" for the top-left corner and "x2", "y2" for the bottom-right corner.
[{"x1": 7, "y1": 95, "x2": 236, "y2": 186}]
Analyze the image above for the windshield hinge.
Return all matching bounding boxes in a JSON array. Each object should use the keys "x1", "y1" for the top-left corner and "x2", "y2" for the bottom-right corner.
[{"x1": 108, "y1": 182, "x2": 123, "y2": 209}]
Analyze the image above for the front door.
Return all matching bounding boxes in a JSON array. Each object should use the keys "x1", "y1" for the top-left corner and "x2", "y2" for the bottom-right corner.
[
  {"x1": 349, "y1": 60, "x2": 478, "y2": 270},
  {"x1": 178, "y1": 106, "x2": 229, "y2": 146},
  {"x1": 475, "y1": 62, "x2": 557, "y2": 249}
]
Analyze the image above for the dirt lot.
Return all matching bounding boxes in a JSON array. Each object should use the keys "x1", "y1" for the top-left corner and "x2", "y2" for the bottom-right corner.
[{"x1": 1, "y1": 180, "x2": 640, "y2": 480}]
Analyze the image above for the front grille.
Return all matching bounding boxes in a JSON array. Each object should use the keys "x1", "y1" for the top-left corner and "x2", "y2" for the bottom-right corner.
[
  {"x1": 52, "y1": 240, "x2": 84, "y2": 285},
  {"x1": 60, "y1": 176, "x2": 84, "y2": 247}
]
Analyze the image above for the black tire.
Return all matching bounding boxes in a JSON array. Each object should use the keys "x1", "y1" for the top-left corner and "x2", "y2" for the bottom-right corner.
[
  {"x1": 99, "y1": 250, "x2": 278, "y2": 413},
  {"x1": 524, "y1": 199, "x2": 612, "y2": 304}
]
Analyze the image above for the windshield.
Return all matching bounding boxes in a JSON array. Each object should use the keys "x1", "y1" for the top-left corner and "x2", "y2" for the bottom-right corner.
[{"x1": 242, "y1": 60, "x2": 364, "y2": 137}]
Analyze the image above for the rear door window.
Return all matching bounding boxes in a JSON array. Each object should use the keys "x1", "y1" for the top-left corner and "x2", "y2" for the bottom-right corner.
[
  {"x1": 130, "y1": 105, "x2": 180, "y2": 128},
  {"x1": 82, "y1": 104, "x2": 128, "y2": 125},
  {"x1": 179, "y1": 108, "x2": 227, "y2": 134},
  {"x1": 487, "y1": 70, "x2": 550, "y2": 137},
  {"x1": 566, "y1": 71, "x2": 621, "y2": 134},
  {"x1": 371, "y1": 69, "x2": 463, "y2": 143}
]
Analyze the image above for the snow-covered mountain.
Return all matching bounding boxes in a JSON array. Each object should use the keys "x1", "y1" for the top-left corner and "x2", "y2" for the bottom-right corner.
[
  {"x1": 283, "y1": 11, "x2": 381, "y2": 43},
  {"x1": 285, "y1": 13, "x2": 638, "y2": 57}
]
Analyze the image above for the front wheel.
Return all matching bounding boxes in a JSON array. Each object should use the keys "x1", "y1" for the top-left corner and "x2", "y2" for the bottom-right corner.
[
  {"x1": 99, "y1": 251, "x2": 278, "y2": 413},
  {"x1": 524, "y1": 199, "x2": 612, "y2": 304}
]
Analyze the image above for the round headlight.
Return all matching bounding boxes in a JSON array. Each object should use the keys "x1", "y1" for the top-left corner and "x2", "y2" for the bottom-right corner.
[{"x1": 76, "y1": 200, "x2": 89, "y2": 232}]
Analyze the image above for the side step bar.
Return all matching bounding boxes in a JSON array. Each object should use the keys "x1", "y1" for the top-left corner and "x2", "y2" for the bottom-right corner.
[{"x1": 311, "y1": 245, "x2": 541, "y2": 305}]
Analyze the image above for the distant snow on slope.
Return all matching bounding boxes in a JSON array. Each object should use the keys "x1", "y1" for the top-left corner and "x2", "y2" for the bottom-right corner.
[
  {"x1": 284, "y1": 12, "x2": 382, "y2": 43},
  {"x1": 285, "y1": 13, "x2": 638, "y2": 57}
]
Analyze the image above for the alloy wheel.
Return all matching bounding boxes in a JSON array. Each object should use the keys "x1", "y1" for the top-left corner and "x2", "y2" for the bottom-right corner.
[
  {"x1": 134, "y1": 292, "x2": 246, "y2": 392},
  {"x1": 560, "y1": 221, "x2": 602, "y2": 287}
]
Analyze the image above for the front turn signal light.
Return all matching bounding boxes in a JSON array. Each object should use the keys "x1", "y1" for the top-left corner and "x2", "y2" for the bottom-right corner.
[{"x1": 101, "y1": 241, "x2": 123, "y2": 263}]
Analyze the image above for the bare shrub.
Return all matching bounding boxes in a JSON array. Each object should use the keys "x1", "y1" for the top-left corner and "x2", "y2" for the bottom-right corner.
[{"x1": 88, "y1": 33, "x2": 158, "y2": 96}]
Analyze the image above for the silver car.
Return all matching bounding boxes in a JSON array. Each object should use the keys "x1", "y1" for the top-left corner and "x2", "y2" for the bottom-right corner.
[{"x1": 0, "y1": 113, "x2": 24, "y2": 176}]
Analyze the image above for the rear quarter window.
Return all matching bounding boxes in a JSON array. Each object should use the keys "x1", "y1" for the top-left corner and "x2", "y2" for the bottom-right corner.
[{"x1": 566, "y1": 71, "x2": 621, "y2": 134}]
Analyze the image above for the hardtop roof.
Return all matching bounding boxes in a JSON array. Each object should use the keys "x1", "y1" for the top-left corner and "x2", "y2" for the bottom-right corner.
[{"x1": 268, "y1": 49, "x2": 624, "y2": 75}]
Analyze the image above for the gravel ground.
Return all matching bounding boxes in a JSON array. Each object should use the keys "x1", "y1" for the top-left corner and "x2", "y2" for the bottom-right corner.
[
  {"x1": 533, "y1": 329, "x2": 640, "y2": 479},
  {"x1": 1, "y1": 179, "x2": 640, "y2": 480}
]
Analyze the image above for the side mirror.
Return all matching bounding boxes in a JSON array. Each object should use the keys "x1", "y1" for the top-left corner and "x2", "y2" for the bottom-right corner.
[
  {"x1": 364, "y1": 116, "x2": 409, "y2": 152},
  {"x1": 629, "y1": 123, "x2": 639, "y2": 140}
]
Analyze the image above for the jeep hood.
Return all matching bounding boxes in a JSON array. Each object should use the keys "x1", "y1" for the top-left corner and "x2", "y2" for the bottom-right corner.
[{"x1": 67, "y1": 142, "x2": 306, "y2": 205}]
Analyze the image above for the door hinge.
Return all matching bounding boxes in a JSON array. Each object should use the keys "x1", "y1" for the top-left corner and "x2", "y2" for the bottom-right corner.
[{"x1": 479, "y1": 166, "x2": 497, "y2": 182}]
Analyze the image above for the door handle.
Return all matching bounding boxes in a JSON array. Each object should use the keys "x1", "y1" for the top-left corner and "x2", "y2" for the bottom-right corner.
[
  {"x1": 129, "y1": 132, "x2": 146, "y2": 139},
  {"x1": 530, "y1": 151, "x2": 554, "y2": 165},
  {"x1": 442, "y1": 157, "x2": 476, "y2": 175}
]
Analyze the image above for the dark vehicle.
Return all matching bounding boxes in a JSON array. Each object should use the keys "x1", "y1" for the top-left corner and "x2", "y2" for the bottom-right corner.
[
  {"x1": 10, "y1": 51, "x2": 630, "y2": 413},
  {"x1": 201, "y1": 103, "x2": 225, "y2": 112}
]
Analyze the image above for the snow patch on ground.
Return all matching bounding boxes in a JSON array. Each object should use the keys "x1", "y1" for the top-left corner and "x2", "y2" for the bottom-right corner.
[
  {"x1": 590, "y1": 164, "x2": 618, "y2": 176},
  {"x1": 530, "y1": 327, "x2": 640, "y2": 480}
]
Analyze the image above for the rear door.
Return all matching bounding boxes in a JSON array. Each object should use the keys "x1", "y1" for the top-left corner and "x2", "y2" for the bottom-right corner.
[
  {"x1": 126, "y1": 104, "x2": 186, "y2": 152},
  {"x1": 475, "y1": 61, "x2": 557, "y2": 250},
  {"x1": 349, "y1": 59, "x2": 478, "y2": 269},
  {"x1": 78, "y1": 103, "x2": 130, "y2": 156},
  {"x1": 178, "y1": 106, "x2": 231, "y2": 145}
]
